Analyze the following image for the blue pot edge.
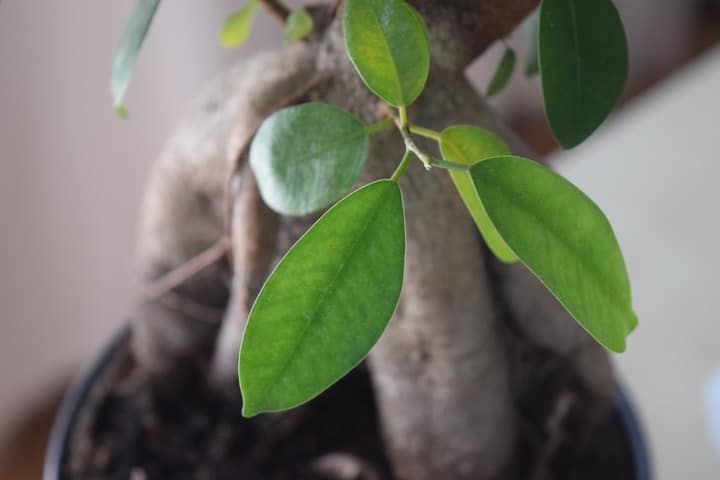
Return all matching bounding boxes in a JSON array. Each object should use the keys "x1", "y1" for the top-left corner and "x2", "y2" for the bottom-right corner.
[
  {"x1": 43, "y1": 325, "x2": 654, "y2": 479},
  {"x1": 43, "y1": 324, "x2": 132, "y2": 480},
  {"x1": 615, "y1": 386, "x2": 653, "y2": 480}
]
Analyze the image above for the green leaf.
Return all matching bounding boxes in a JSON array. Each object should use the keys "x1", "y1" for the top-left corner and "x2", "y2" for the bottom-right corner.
[
  {"x1": 439, "y1": 126, "x2": 518, "y2": 263},
  {"x1": 470, "y1": 156, "x2": 636, "y2": 352},
  {"x1": 486, "y1": 47, "x2": 516, "y2": 97},
  {"x1": 343, "y1": 0, "x2": 430, "y2": 107},
  {"x1": 524, "y1": 9, "x2": 540, "y2": 77},
  {"x1": 219, "y1": 0, "x2": 259, "y2": 48},
  {"x1": 285, "y1": 8, "x2": 314, "y2": 41},
  {"x1": 240, "y1": 180, "x2": 405, "y2": 416},
  {"x1": 539, "y1": 0, "x2": 628, "y2": 148},
  {"x1": 250, "y1": 102, "x2": 369, "y2": 216},
  {"x1": 110, "y1": 0, "x2": 161, "y2": 114}
]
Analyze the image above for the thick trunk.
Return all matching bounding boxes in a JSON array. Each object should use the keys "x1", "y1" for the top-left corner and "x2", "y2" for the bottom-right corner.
[{"x1": 132, "y1": 1, "x2": 615, "y2": 478}]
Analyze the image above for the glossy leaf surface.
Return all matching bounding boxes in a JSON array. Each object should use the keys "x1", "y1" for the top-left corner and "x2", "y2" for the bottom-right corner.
[
  {"x1": 539, "y1": 0, "x2": 628, "y2": 148},
  {"x1": 343, "y1": 0, "x2": 429, "y2": 107},
  {"x1": 250, "y1": 102, "x2": 369, "y2": 216},
  {"x1": 440, "y1": 126, "x2": 517, "y2": 263},
  {"x1": 285, "y1": 9, "x2": 314, "y2": 41},
  {"x1": 240, "y1": 180, "x2": 405, "y2": 416},
  {"x1": 219, "y1": 0, "x2": 259, "y2": 48},
  {"x1": 110, "y1": 0, "x2": 161, "y2": 114},
  {"x1": 470, "y1": 156, "x2": 637, "y2": 352},
  {"x1": 486, "y1": 47, "x2": 516, "y2": 97}
]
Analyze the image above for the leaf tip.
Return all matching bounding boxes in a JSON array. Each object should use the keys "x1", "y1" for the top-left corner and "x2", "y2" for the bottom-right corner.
[
  {"x1": 285, "y1": 9, "x2": 314, "y2": 41},
  {"x1": 115, "y1": 104, "x2": 129, "y2": 119},
  {"x1": 608, "y1": 338, "x2": 627, "y2": 354},
  {"x1": 241, "y1": 404, "x2": 261, "y2": 418}
]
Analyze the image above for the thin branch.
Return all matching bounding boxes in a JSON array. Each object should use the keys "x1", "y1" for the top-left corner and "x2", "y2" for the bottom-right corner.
[
  {"x1": 138, "y1": 236, "x2": 230, "y2": 304},
  {"x1": 260, "y1": 0, "x2": 291, "y2": 24}
]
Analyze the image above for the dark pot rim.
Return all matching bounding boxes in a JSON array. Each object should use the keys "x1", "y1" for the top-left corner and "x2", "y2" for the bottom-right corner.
[{"x1": 43, "y1": 325, "x2": 653, "y2": 480}]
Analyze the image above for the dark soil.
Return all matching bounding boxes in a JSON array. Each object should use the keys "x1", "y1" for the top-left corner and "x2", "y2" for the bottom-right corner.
[{"x1": 61, "y1": 335, "x2": 635, "y2": 480}]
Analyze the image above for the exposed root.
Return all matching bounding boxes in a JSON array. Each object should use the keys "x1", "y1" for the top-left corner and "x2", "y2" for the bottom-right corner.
[{"x1": 133, "y1": 43, "x2": 316, "y2": 377}]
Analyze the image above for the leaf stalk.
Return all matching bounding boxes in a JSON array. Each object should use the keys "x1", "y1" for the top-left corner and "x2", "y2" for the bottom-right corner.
[{"x1": 391, "y1": 149, "x2": 413, "y2": 182}]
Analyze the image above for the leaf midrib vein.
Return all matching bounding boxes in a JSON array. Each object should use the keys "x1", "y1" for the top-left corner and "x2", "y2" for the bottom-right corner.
[
  {"x1": 367, "y1": 1, "x2": 405, "y2": 104},
  {"x1": 259, "y1": 185, "x2": 393, "y2": 405},
  {"x1": 487, "y1": 171, "x2": 630, "y2": 332}
]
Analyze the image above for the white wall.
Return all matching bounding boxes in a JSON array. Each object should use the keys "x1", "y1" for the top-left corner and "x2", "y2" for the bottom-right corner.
[
  {"x1": 0, "y1": 0, "x2": 283, "y2": 448},
  {"x1": 556, "y1": 46, "x2": 720, "y2": 479}
]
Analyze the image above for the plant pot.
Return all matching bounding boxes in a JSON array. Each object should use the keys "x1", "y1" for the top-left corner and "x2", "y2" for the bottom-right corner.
[{"x1": 44, "y1": 326, "x2": 652, "y2": 480}]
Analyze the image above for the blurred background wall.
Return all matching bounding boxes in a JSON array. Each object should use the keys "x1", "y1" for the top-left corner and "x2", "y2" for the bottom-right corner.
[
  {"x1": 0, "y1": 0, "x2": 718, "y2": 478},
  {"x1": 0, "y1": 0, "x2": 286, "y2": 468}
]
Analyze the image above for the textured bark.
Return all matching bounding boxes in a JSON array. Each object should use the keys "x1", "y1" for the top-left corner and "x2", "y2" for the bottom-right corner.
[
  {"x1": 211, "y1": 169, "x2": 280, "y2": 389},
  {"x1": 133, "y1": 44, "x2": 314, "y2": 377},
  {"x1": 408, "y1": 0, "x2": 540, "y2": 68},
  {"x1": 132, "y1": 1, "x2": 615, "y2": 478}
]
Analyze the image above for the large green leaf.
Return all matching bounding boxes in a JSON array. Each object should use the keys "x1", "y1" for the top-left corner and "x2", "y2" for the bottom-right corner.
[
  {"x1": 219, "y1": 1, "x2": 259, "y2": 48},
  {"x1": 239, "y1": 180, "x2": 405, "y2": 416},
  {"x1": 486, "y1": 47, "x2": 517, "y2": 97},
  {"x1": 285, "y1": 8, "x2": 314, "y2": 41},
  {"x1": 470, "y1": 156, "x2": 637, "y2": 352},
  {"x1": 343, "y1": 0, "x2": 429, "y2": 107},
  {"x1": 110, "y1": 0, "x2": 161, "y2": 115},
  {"x1": 539, "y1": 0, "x2": 628, "y2": 148},
  {"x1": 439, "y1": 126, "x2": 518, "y2": 263},
  {"x1": 250, "y1": 102, "x2": 369, "y2": 216}
]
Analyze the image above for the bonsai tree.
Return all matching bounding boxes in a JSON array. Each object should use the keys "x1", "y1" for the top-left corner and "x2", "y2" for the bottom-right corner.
[{"x1": 111, "y1": 0, "x2": 637, "y2": 478}]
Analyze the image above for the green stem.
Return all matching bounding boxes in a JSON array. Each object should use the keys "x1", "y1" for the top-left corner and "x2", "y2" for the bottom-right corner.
[
  {"x1": 398, "y1": 106, "x2": 409, "y2": 128},
  {"x1": 430, "y1": 158, "x2": 470, "y2": 171},
  {"x1": 365, "y1": 117, "x2": 394, "y2": 135},
  {"x1": 409, "y1": 124, "x2": 442, "y2": 142},
  {"x1": 391, "y1": 149, "x2": 413, "y2": 182},
  {"x1": 392, "y1": 108, "x2": 431, "y2": 170}
]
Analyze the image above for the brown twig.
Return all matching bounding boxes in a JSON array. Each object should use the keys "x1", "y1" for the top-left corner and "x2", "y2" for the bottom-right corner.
[
  {"x1": 260, "y1": 0, "x2": 291, "y2": 24},
  {"x1": 222, "y1": 73, "x2": 332, "y2": 235},
  {"x1": 331, "y1": 0, "x2": 344, "y2": 19},
  {"x1": 138, "y1": 236, "x2": 231, "y2": 305}
]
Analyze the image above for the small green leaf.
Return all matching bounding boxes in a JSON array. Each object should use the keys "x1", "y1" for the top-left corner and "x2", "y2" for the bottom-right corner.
[
  {"x1": 440, "y1": 126, "x2": 518, "y2": 263},
  {"x1": 115, "y1": 104, "x2": 129, "y2": 119},
  {"x1": 285, "y1": 8, "x2": 314, "y2": 41},
  {"x1": 486, "y1": 47, "x2": 516, "y2": 97},
  {"x1": 240, "y1": 180, "x2": 405, "y2": 416},
  {"x1": 219, "y1": 0, "x2": 259, "y2": 48},
  {"x1": 470, "y1": 156, "x2": 637, "y2": 352},
  {"x1": 250, "y1": 102, "x2": 369, "y2": 216},
  {"x1": 524, "y1": 9, "x2": 540, "y2": 77},
  {"x1": 343, "y1": 0, "x2": 430, "y2": 107},
  {"x1": 110, "y1": 0, "x2": 161, "y2": 113},
  {"x1": 539, "y1": 0, "x2": 628, "y2": 148}
]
